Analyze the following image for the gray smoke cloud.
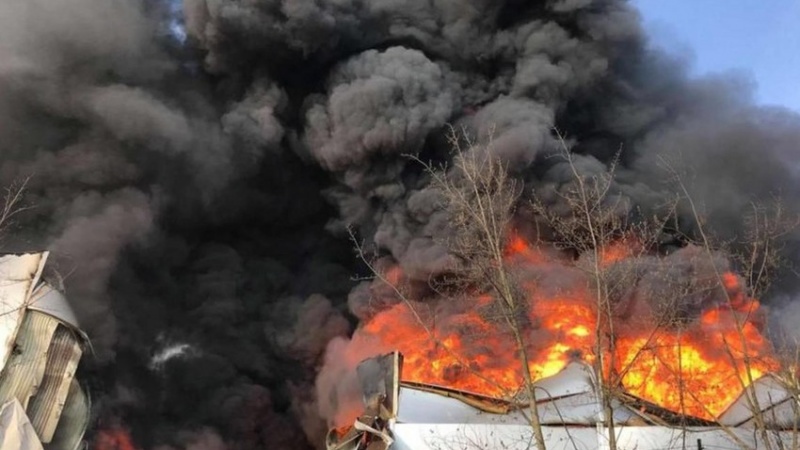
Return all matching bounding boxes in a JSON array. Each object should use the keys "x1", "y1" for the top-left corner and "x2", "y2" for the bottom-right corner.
[
  {"x1": 0, "y1": 0, "x2": 798, "y2": 448},
  {"x1": 305, "y1": 47, "x2": 457, "y2": 171}
]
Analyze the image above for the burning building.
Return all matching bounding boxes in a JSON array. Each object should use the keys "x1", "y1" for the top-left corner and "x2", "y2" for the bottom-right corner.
[
  {"x1": 2, "y1": 0, "x2": 800, "y2": 449},
  {"x1": 0, "y1": 252, "x2": 90, "y2": 450},
  {"x1": 329, "y1": 352, "x2": 800, "y2": 450},
  {"x1": 322, "y1": 227, "x2": 800, "y2": 449}
]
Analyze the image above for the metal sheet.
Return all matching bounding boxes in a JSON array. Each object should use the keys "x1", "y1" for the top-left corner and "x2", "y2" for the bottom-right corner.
[
  {"x1": 391, "y1": 423, "x2": 799, "y2": 450},
  {"x1": 0, "y1": 253, "x2": 47, "y2": 369},
  {"x1": 0, "y1": 399, "x2": 44, "y2": 450},
  {"x1": 338, "y1": 351, "x2": 800, "y2": 450},
  {"x1": 397, "y1": 361, "x2": 632, "y2": 426},
  {"x1": 27, "y1": 325, "x2": 83, "y2": 443},
  {"x1": 0, "y1": 252, "x2": 88, "y2": 449},
  {"x1": 0, "y1": 312, "x2": 60, "y2": 410},
  {"x1": 43, "y1": 381, "x2": 89, "y2": 450},
  {"x1": 538, "y1": 392, "x2": 604, "y2": 425},
  {"x1": 739, "y1": 398, "x2": 799, "y2": 429},
  {"x1": 391, "y1": 423, "x2": 598, "y2": 450},
  {"x1": 532, "y1": 361, "x2": 614, "y2": 425},
  {"x1": 397, "y1": 387, "x2": 529, "y2": 425},
  {"x1": 718, "y1": 374, "x2": 793, "y2": 427},
  {"x1": 357, "y1": 352, "x2": 401, "y2": 416},
  {"x1": 27, "y1": 285, "x2": 81, "y2": 332},
  {"x1": 615, "y1": 425, "x2": 790, "y2": 449},
  {"x1": 532, "y1": 362, "x2": 596, "y2": 400},
  {"x1": 398, "y1": 386, "x2": 633, "y2": 427}
]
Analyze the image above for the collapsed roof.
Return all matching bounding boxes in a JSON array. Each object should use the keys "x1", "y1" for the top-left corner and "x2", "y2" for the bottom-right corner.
[{"x1": 328, "y1": 352, "x2": 800, "y2": 450}]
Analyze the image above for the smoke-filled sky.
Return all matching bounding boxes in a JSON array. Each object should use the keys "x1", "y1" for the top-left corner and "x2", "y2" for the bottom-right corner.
[
  {"x1": 635, "y1": 0, "x2": 800, "y2": 111},
  {"x1": 0, "y1": 0, "x2": 799, "y2": 449}
]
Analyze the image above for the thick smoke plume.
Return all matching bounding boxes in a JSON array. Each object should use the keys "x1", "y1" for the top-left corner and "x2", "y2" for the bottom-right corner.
[{"x1": 0, "y1": 0, "x2": 798, "y2": 448}]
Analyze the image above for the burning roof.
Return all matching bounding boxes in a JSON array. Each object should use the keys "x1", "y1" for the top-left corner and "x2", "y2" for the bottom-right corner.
[
  {"x1": 4, "y1": 0, "x2": 800, "y2": 447},
  {"x1": 0, "y1": 252, "x2": 90, "y2": 450},
  {"x1": 319, "y1": 223, "x2": 800, "y2": 450},
  {"x1": 329, "y1": 352, "x2": 800, "y2": 450},
  {"x1": 321, "y1": 232, "x2": 782, "y2": 425}
]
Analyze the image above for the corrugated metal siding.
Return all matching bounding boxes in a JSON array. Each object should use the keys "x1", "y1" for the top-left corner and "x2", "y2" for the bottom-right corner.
[
  {"x1": 44, "y1": 380, "x2": 89, "y2": 450},
  {"x1": 27, "y1": 326, "x2": 82, "y2": 443},
  {"x1": 0, "y1": 312, "x2": 59, "y2": 409},
  {"x1": 0, "y1": 253, "x2": 47, "y2": 370}
]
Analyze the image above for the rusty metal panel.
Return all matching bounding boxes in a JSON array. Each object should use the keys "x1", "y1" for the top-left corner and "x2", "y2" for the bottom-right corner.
[
  {"x1": 0, "y1": 312, "x2": 59, "y2": 409},
  {"x1": 27, "y1": 325, "x2": 83, "y2": 443}
]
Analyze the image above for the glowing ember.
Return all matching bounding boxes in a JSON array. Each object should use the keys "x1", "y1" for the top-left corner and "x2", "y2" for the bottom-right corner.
[
  {"x1": 354, "y1": 233, "x2": 779, "y2": 420},
  {"x1": 93, "y1": 426, "x2": 139, "y2": 450}
]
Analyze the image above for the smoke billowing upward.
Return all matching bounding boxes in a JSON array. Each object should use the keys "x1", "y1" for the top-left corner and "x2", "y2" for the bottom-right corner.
[{"x1": 0, "y1": 0, "x2": 798, "y2": 448}]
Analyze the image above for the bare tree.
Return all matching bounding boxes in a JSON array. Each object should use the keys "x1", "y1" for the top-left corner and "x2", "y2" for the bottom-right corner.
[
  {"x1": 418, "y1": 127, "x2": 549, "y2": 450},
  {"x1": 527, "y1": 131, "x2": 798, "y2": 449},
  {"x1": 0, "y1": 177, "x2": 30, "y2": 240},
  {"x1": 664, "y1": 162, "x2": 800, "y2": 450},
  {"x1": 348, "y1": 126, "x2": 799, "y2": 450},
  {"x1": 528, "y1": 131, "x2": 681, "y2": 450}
]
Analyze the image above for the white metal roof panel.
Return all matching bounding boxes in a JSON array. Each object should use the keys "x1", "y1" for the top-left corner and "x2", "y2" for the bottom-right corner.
[
  {"x1": 397, "y1": 387, "x2": 528, "y2": 425},
  {"x1": 391, "y1": 423, "x2": 797, "y2": 450},
  {"x1": 391, "y1": 423, "x2": 598, "y2": 450},
  {"x1": 718, "y1": 374, "x2": 794, "y2": 426},
  {"x1": 532, "y1": 361, "x2": 596, "y2": 400}
]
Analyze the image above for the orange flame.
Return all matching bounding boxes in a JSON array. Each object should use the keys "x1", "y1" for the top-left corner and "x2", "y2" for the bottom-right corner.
[
  {"x1": 599, "y1": 235, "x2": 640, "y2": 266},
  {"x1": 355, "y1": 234, "x2": 779, "y2": 421},
  {"x1": 93, "y1": 426, "x2": 139, "y2": 450},
  {"x1": 616, "y1": 282, "x2": 776, "y2": 418}
]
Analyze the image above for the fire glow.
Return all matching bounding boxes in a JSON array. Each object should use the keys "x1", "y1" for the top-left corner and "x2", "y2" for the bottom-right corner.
[
  {"x1": 352, "y1": 234, "x2": 779, "y2": 421},
  {"x1": 92, "y1": 426, "x2": 139, "y2": 450}
]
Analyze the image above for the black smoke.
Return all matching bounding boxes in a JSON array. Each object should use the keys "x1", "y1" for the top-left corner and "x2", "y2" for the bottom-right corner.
[{"x1": 0, "y1": 0, "x2": 798, "y2": 448}]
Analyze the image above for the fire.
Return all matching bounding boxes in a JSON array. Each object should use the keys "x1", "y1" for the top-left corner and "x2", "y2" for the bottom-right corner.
[
  {"x1": 93, "y1": 426, "x2": 139, "y2": 450},
  {"x1": 360, "y1": 300, "x2": 528, "y2": 395},
  {"x1": 505, "y1": 232, "x2": 547, "y2": 265},
  {"x1": 598, "y1": 235, "x2": 640, "y2": 265},
  {"x1": 354, "y1": 233, "x2": 780, "y2": 421}
]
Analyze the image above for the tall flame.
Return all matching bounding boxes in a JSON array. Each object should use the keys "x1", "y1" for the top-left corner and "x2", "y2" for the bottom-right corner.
[{"x1": 353, "y1": 233, "x2": 778, "y2": 420}]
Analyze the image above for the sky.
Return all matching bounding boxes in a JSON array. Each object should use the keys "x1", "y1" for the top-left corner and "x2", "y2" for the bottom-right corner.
[{"x1": 634, "y1": 0, "x2": 800, "y2": 112}]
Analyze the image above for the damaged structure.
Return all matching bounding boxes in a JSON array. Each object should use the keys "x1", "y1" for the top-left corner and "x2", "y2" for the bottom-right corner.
[
  {"x1": 0, "y1": 252, "x2": 90, "y2": 450},
  {"x1": 328, "y1": 352, "x2": 800, "y2": 450}
]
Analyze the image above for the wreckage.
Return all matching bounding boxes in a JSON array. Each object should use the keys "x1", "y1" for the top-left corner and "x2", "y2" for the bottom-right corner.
[
  {"x1": 0, "y1": 252, "x2": 90, "y2": 450},
  {"x1": 328, "y1": 352, "x2": 800, "y2": 450}
]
